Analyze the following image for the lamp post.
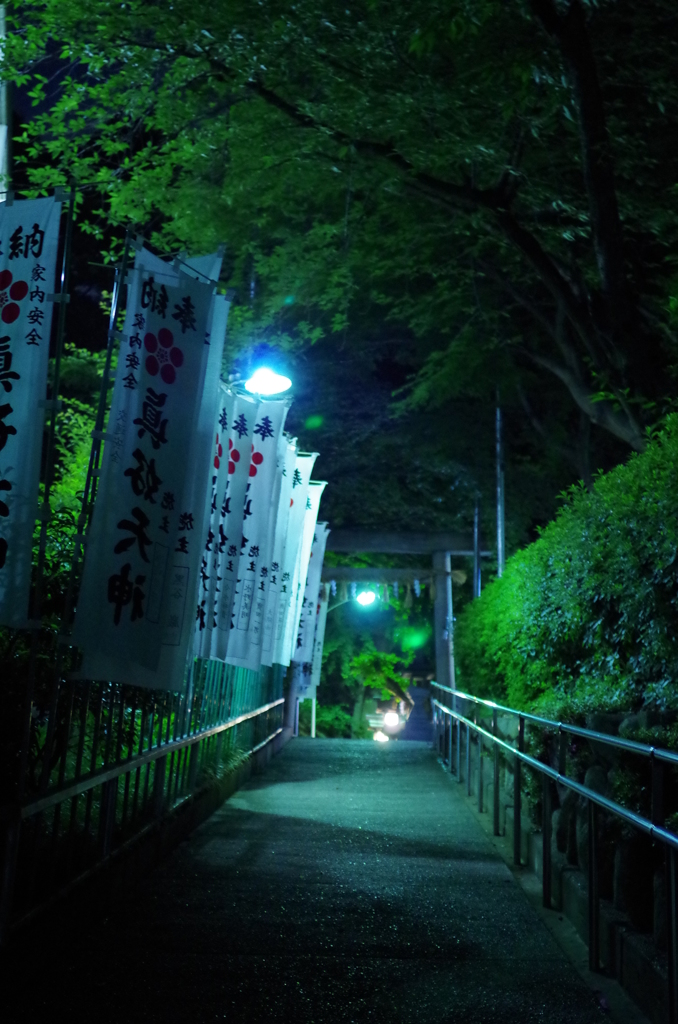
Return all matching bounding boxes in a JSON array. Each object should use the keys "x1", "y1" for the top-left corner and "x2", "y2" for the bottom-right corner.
[{"x1": 244, "y1": 367, "x2": 294, "y2": 727}]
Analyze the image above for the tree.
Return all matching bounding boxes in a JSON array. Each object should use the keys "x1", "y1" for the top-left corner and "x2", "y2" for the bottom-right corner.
[
  {"x1": 319, "y1": 596, "x2": 415, "y2": 735},
  {"x1": 5, "y1": 0, "x2": 678, "y2": 462}
]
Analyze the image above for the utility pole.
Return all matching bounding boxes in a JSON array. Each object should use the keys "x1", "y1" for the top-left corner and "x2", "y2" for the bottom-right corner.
[
  {"x1": 433, "y1": 550, "x2": 456, "y2": 691},
  {"x1": 473, "y1": 499, "x2": 481, "y2": 598},
  {"x1": 496, "y1": 404, "x2": 505, "y2": 577}
]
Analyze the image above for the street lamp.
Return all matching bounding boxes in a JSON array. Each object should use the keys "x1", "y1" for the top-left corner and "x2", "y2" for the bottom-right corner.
[
  {"x1": 244, "y1": 367, "x2": 292, "y2": 396},
  {"x1": 356, "y1": 590, "x2": 376, "y2": 607}
]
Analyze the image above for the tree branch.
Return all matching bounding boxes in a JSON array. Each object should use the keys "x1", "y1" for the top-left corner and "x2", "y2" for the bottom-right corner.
[
  {"x1": 478, "y1": 260, "x2": 558, "y2": 342},
  {"x1": 516, "y1": 382, "x2": 592, "y2": 487},
  {"x1": 528, "y1": 351, "x2": 644, "y2": 450}
]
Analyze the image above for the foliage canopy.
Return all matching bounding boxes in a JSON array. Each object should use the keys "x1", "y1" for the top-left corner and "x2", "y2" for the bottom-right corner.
[{"x1": 4, "y1": 0, "x2": 678, "y2": 481}]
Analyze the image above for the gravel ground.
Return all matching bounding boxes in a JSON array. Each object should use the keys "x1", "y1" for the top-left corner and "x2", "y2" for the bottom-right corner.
[{"x1": 3, "y1": 739, "x2": 606, "y2": 1023}]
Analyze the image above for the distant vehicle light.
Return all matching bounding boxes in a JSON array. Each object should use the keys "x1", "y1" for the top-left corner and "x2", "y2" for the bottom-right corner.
[
  {"x1": 383, "y1": 711, "x2": 399, "y2": 728},
  {"x1": 356, "y1": 591, "x2": 376, "y2": 606},
  {"x1": 373, "y1": 730, "x2": 389, "y2": 743}
]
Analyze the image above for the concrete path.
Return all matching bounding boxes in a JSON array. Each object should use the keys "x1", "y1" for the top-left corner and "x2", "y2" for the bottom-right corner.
[
  {"x1": 6, "y1": 740, "x2": 607, "y2": 1022},
  {"x1": 400, "y1": 685, "x2": 432, "y2": 741}
]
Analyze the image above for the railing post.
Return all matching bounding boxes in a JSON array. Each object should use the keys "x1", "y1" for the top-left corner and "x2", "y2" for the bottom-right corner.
[
  {"x1": 652, "y1": 753, "x2": 665, "y2": 826},
  {"x1": 651, "y1": 755, "x2": 674, "y2": 1021},
  {"x1": 448, "y1": 711, "x2": 453, "y2": 772},
  {"x1": 514, "y1": 715, "x2": 524, "y2": 866},
  {"x1": 669, "y1": 848, "x2": 678, "y2": 1024},
  {"x1": 455, "y1": 711, "x2": 461, "y2": 782},
  {"x1": 558, "y1": 726, "x2": 566, "y2": 776},
  {"x1": 588, "y1": 799, "x2": 600, "y2": 972},
  {"x1": 153, "y1": 755, "x2": 168, "y2": 817},
  {"x1": 542, "y1": 775, "x2": 552, "y2": 909},
  {"x1": 478, "y1": 722, "x2": 483, "y2": 813},
  {"x1": 466, "y1": 723, "x2": 471, "y2": 797},
  {"x1": 493, "y1": 708, "x2": 500, "y2": 836},
  {"x1": 187, "y1": 740, "x2": 200, "y2": 791}
]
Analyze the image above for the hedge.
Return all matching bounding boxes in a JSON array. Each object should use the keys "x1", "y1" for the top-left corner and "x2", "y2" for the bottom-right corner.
[{"x1": 455, "y1": 415, "x2": 678, "y2": 716}]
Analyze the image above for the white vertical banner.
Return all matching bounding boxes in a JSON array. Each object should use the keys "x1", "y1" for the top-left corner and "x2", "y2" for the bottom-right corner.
[
  {"x1": 293, "y1": 522, "x2": 329, "y2": 664},
  {"x1": 154, "y1": 290, "x2": 230, "y2": 688},
  {"x1": 195, "y1": 383, "x2": 234, "y2": 657},
  {"x1": 211, "y1": 391, "x2": 259, "y2": 660},
  {"x1": 260, "y1": 438, "x2": 297, "y2": 667},
  {"x1": 0, "y1": 197, "x2": 62, "y2": 627},
  {"x1": 226, "y1": 400, "x2": 289, "y2": 669},
  {"x1": 272, "y1": 452, "x2": 317, "y2": 665},
  {"x1": 124, "y1": 245, "x2": 228, "y2": 682},
  {"x1": 311, "y1": 583, "x2": 330, "y2": 689},
  {"x1": 297, "y1": 582, "x2": 330, "y2": 702},
  {"x1": 74, "y1": 268, "x2": 214, "y2": 685},
  {"x1": 282, "y1": 479, "x2": 326, "y2": 666}
]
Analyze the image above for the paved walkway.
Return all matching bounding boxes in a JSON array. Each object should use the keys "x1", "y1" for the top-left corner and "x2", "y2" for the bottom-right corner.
[
  {"x1": 6, "y1": 740, "x2": 606, "y2": 1022},
  {"x1": 400, "y1": 685, "x2": 432, "y2": 741}
]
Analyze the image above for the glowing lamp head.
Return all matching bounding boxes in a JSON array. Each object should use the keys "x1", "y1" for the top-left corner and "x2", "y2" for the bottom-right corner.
[
  {"x1": 373, "y1": 730, "x2": 389, "y2": 743},
  {"x1": 383, "y1": 711, "x2": 400, "y2": 728},
  {"x1": 244, "y1": 367, "x2": 292, "y2": 396},
  {"x1": 356, "y1": 590, "x2": 376, "y2": 607}
]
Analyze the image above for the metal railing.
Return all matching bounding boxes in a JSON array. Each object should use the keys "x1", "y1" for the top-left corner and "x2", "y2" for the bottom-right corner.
[
  {"x1": 0, "y1": 660, "x2": 286, "y2": 944},
  {"x1": 431, "y1": 681, "x2": 678, "y2": 1023}
]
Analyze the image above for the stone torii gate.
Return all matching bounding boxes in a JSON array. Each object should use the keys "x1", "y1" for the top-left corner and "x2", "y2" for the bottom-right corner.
[{"x1": 321, "y1": 531, "x2": 491, "y2": 691}]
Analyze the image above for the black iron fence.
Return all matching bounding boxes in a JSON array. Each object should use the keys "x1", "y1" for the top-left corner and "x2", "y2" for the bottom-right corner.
[
  {"x1": 431, "y1": 681, "x2": 678, "y2": 1023},
  {"x1": 0, "y1": 660, "x2": 285, "y2": 943}
]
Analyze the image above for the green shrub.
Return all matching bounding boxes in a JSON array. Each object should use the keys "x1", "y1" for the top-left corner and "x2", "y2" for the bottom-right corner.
[
  {"x1": 456, "y1": 415, "x2": 678, "y2": 715},
  {"x1": 298, "y1": 701, "x2": 353, "y2": 738}
]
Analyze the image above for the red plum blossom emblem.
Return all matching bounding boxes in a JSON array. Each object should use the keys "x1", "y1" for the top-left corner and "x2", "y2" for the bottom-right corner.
[
  {"x1": 249, "y1": 444, "x2": 264, "y2": 477},
  {"x1": 0, "y1": 270, "x2": 29, "y2": 324},
  {"x1": 228, "y1": 438, "x2": 241, "y2": 475},
  {"x1": 144, "y1": 327, "x2": 184, "y2": 384},
  {"x1": 214, "y1": 433, "x2": 223, "y2": 470}
]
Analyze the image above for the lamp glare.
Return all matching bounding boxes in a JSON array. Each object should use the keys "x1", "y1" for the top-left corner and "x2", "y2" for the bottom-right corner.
[
  {"x1": 356, "y1": 591, "x2": 376, "y2": 606},
  {"x1": 244, "y1": 367, "x2": 292, "y2": 395}
]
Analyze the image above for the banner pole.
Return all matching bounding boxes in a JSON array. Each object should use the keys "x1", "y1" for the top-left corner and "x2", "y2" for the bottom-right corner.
[
  {"x1": 59, "y1": 229, "x2": 133, "y2": 635},
  {"x1": 30, "y1": 187, "x2": 76, "y2": 621},
  {"x1": 22, "y1": 231, "x2": 133, "y2": 800},
  {"x1": 19, "y1": 189, "x2": 76, "y2": 800}
]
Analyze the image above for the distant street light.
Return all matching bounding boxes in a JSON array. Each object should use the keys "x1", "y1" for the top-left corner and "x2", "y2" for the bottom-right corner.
[
  {"x1": 244, "y1": 367, "x2": 292, "y2": 395},
  {"x1": 383, "y1": 711, "x2": 399, "y2": 728},
  {"x1": 356, "y1": 590, "x2": 376, "y2": 607}
]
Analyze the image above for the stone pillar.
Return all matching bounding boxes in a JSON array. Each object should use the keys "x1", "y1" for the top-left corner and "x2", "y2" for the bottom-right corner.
[{"x1": 432, "y1": 550, "x2": 455, "y2": 690}]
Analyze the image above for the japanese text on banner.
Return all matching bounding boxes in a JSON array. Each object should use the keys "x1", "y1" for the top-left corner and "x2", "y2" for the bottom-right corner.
[
  {"x1": 0, "y1": 197, "x2": 62, "y2": 627},
  {"x1": 73, "y1": 270, "x2": 214, "y2": 675},
  {"x1": 226, "y1": 400, "x2": 289, "y2": 670}
]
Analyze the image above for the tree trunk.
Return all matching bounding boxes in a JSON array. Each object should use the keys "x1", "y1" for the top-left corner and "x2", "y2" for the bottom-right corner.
[{"x1": 351, "y1": 686, "x2": 366, "y2": 738}]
